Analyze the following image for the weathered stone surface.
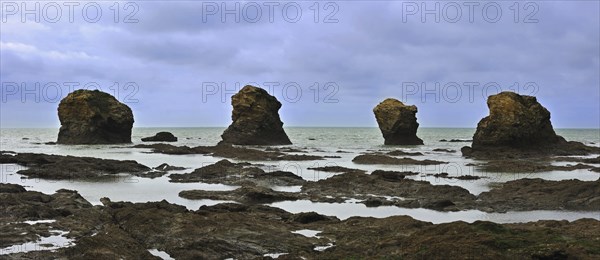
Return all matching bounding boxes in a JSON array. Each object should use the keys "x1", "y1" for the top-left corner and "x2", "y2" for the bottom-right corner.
[
  {"x1": 472, "y1": 92, "x2": 563, "y2": 148},
  {"x1": 352, "y1": 154, "x2": 446, "y2": 165},
  {"x1": 373, "y1": 98, "x2": 423, "y2": 145},
  {"x1": 141, "y1": 132, "x2": 177, "y2": 142},
  {"x1": 0, "y1": 151, "x2": 150, "y2": 180},
  {"x1": 169, "y1": 159, "x2": 305, "y2": 186},
  {"x1": 57, "y1": 90, "x2": 134, "y2": 144},
  {"x1": 300, "y1": 171, "x2": 476, "y2": 211},
  {"x1": 179, "y1": 185, "x2": 300, "y2": 204},
  {"x1": 133, "y1": 143, "x2": 324, "y2": 161},
  {"x1": 463, "y1": 92, "x2": 600, "y2": 158},
  {"x1": 3, "y1": 184, "x2": 600, "y2": 259},
  {"x1": 220, "y1": 85, "x2": 292, "y2": 145},
  {"x1": 477, "y1": 178, "x2": 600, "y2": 212}
]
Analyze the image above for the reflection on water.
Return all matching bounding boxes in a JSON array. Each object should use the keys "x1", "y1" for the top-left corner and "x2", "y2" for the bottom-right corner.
[
  {"x1": 270, "y1": 200, "x2": 600, "y2": 224},
  {"x1": 1, "y1": 127, "x2": 599, "y2": 222}
]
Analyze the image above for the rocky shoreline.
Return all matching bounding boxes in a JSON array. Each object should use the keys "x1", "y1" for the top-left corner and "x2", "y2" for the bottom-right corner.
[
  {"x1": 1, "y1": 183, "x2": 599, "y2": 259},
  {"x1": 2, "y1": 89, "x2": 599, "y2": 258}
]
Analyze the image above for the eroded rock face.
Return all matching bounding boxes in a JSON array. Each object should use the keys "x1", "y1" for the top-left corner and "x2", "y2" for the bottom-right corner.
[
  {"x1": 472, "y1": 92, "x2": 563, "y2": 149},
  {"x1": 57, "y1": 90, "x2": 134, "y2": 144},
  {"x1": 220, "y1": 85, "x2": 292, "y2": 145},
  {"x1": 463, "y1": 92, "x2": 600, "y2": 158},
  {"x1": 373, "y1": 98, "x2": 423, "y2": 145}
]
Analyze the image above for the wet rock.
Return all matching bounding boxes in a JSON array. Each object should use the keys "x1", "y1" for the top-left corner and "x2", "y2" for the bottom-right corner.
[
  {"x1": 373, "y1": 98, "x2": 424, "y2": 145},
  {"x1": 133, "y1": 143, "x2": 325, "y2": 161},
  {"x1": 352, "y1": 154, "x2": 446, "y2": 165},
  {"x1": 300, "y1": 171, "x2": 476, "y2": 211},
  {"x1": 440, "y1": 139, "x2": 472, "y2": 142},
  {"x1": 291, "y1": 212, "x2": 337, "y2": 224},
  {"x1": 220, "y1": 85, "x2": 292, "y2": 145},
  {"x1": 105, "y1": 201, "x2": 318, "y2": 259},
  {"x1": 141, "y1": 132, "x2": 178, "y2": 142},
  {"x1": 265, "y1": 147, "x2": 307, "y2": 153},
  {"x1": 179, "y1": 185, "x2": 300, "y2": 204},
  {"x1": 0, "y1": 183, "x2": 27, "y2": 193},
  {"x1": 371, "y1": 170, "x2": 419, "y2": 181},
  {"x1": 470, "y1": 159, "x2": 596, "y2": 173},
  {"x1": 169, "y1": 159, "x2": 305, "y2": 186},
  {"x1": 57, "y1": 90, "x2": 133, "y2": 144},
  {"x1": 477, "y1": 178, "x2": 600, "y2": 212},
  {"x1": 306, "y1": 166, "x2": 365, "y2": 173},
  {"x1": 463, "y1": 92, "x2": 600, "y2": 158},
  {"x1": 386, "y1": 150, "x2": 423, "y2": 156},
  {"x1": 0, "y1": 151, "x2": 150, "y2": 180},
  {"x1": 62, "y1": 224, "x2": 159, "y2": 260},
  {"x1": 555, "y1": 156, "x2": 600, "y2": 164},
  {"x1": 4, "y1": 185, "x2": 600, "y2": 259},
  {"x1": 432, "y1": 148, "x2": 456, "y2": 153},
  {"x1": 0, "y1": 184, "x2": 99, "y2": 250},
  {"x1": 154, "y1": 163, "x2": 185, "y2": 171},
  {"x1": 423, "y1": 172, "x2": 482, "y2": 180}
]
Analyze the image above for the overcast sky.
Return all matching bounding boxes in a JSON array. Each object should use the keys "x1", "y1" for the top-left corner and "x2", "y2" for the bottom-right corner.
[{"x1": 1, "y1": 1, "x2": 598, "y2": 128}]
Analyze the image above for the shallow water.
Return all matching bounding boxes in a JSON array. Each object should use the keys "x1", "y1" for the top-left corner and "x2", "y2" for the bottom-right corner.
[{"x1": 1, "y1": 127, "x2": 599, "y2": 223}]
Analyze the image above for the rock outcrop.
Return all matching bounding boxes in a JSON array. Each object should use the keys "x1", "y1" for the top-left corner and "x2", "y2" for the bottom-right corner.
[
  {"x1": 220, "y1": 85, "x2": 292, "y2": 145},
  {"x1": 57, "y1": 90, "x2": 134, "y2": 144},
  {"x1": 462, "y1": 92, "x2": 599, "y2": 158},
  {"x1": 472, "y1": 92, "x2": 563, "y2": 149},
  {"x1": 141, "y1": 132, "x2": 177, "y2": 142},
  {"x1": 0, "y1": 151, "x2": 150, "y2": 180},
  {"x1": 373, "y1": 98, "x2": 423, "y2": 145}
]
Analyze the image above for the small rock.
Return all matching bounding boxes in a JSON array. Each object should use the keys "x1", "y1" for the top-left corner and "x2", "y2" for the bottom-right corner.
[{"x1": 141, "y1": 132, "x2": 178, "y2": 142}]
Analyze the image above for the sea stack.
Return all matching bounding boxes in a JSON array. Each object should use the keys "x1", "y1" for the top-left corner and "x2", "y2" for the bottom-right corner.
[
  {"x1": 459, "y1": 91, "x2": 600, "y2": 158},
  {"x1": 57, "y1": 90, "x2": 134, "y2": 144},
  {"x1": 220, "y1": 85, "x2": 292, "y2": 145},
  {"x1": 472, "y1": 91, "x2": 564, "y2": 149},
  {"x1": 373, "y1": 98, "x2": 424, "y2": 145}
]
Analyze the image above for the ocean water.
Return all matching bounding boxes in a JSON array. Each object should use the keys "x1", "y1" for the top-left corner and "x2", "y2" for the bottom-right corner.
[{"x1": 1, "y1": 127, "x2": 599, "y2": 223}]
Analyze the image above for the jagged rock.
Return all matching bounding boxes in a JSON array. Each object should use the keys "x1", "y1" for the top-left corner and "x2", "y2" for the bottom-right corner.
[
  {"x1": 57, "y1": 90, "x2": 134, "y2": 144},
  {"x1": 141, "y1": 132, "x2": 178, "y2": 142},
  {"x1": 220, "y1": 85, "x2": 292, "y2": 145},
  {"x1": 373, "y1": 98, "x2": 423, "y2": 145}
]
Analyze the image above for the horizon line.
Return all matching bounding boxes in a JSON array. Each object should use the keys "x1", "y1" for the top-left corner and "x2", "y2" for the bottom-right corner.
[{"x1": 1, "y1": 126, "x2": 599, "y2": 130}]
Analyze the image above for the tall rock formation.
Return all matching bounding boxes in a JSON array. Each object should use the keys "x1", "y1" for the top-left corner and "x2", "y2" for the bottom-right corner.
[
  {"x1": 373, "y1": 98, "x2": 424, "y2": 145},
  {"x1": 220, "y1": 85, "x2": 292, "y2": 145},
  {"x1": 57, "y1": 90, "x2": 134, "y2": 144},
  {"x1": 471, "y1": 91, "x2": 563, "y2": 149}
]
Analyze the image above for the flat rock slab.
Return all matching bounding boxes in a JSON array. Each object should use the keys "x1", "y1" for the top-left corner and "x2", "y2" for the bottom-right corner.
[
  {"x1": 477, "y1": 178, "x2": 600, "y2": 212},
  {"x1": 169, "y1": 159, "x2": 306, "y2": 186},
  {"x1": 352, "y1": 154, "x2": 447, "y2": 165},
  {"x1": 0, "y1": 151, "x2": 150, "y2": 180},
  {"x1": 133, "y1": 143, "x2": 325, "y2": 161}
]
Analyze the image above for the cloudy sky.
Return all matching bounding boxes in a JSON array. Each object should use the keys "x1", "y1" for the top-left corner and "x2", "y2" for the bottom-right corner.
[{"x1": 1, "y1": 1, "x2": 598, "y2": 128}]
